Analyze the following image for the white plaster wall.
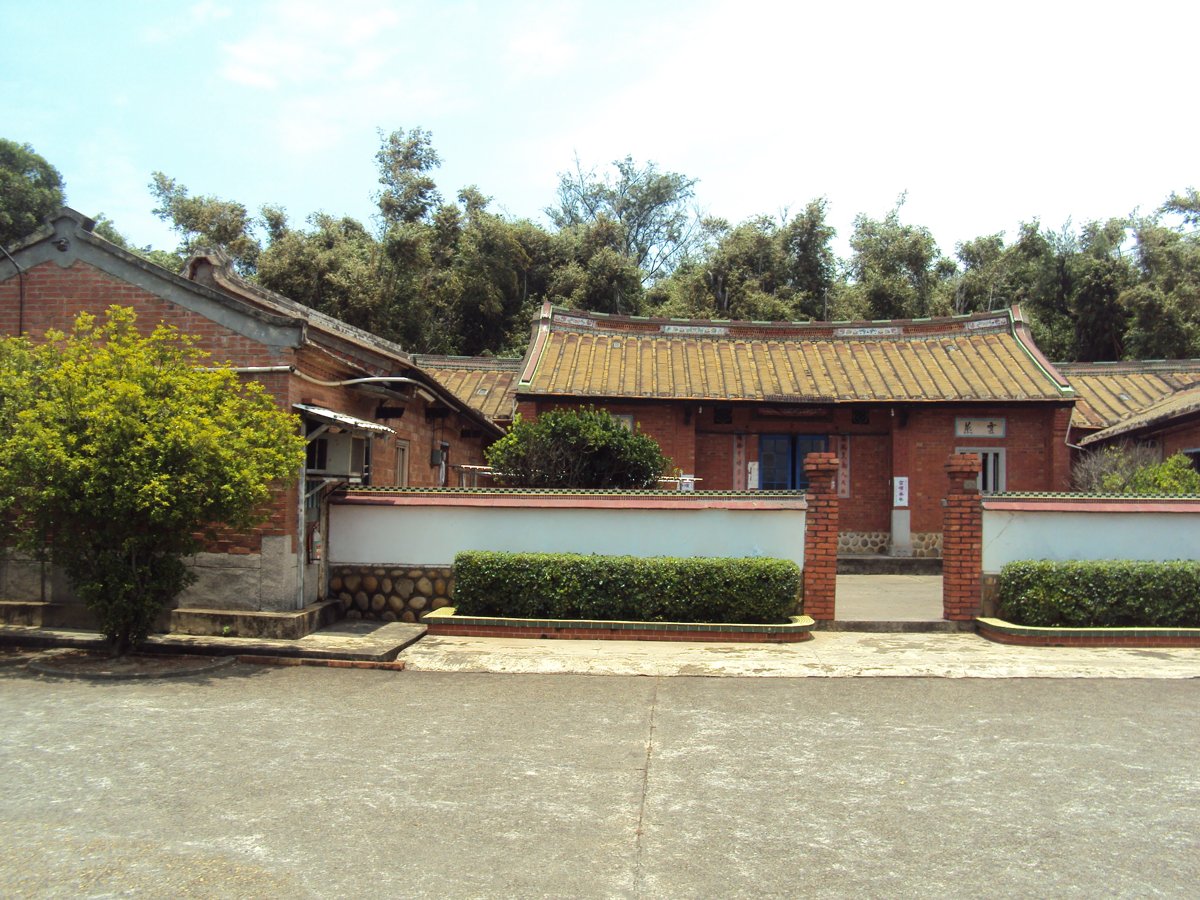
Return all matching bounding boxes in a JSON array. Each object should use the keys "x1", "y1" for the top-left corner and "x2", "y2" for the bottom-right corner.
[
  {"x1": 329, "y1": 504, "x2": 806, "y2": 567},
  {"x1": 982, "y1": 509, "x2": 1200, "y2": 574}
]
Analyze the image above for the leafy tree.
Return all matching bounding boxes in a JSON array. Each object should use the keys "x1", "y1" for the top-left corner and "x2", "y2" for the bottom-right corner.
[
  {"x1": 654, "y1": 201, "x2": 838, "y2": 322},
  {"x1": 779, "y1": 199, "x2": 838, "y2": 320},
  {"x1": 0, "y1": 307, "x2": 305, "y2": 653},
  {"x1": 149, "y1": 172, "x2": 261, "y2": 274},
  {"x1": 548, "y1": 155, "x2": 700, "y2": 282},
  {"x1": 1122, "y1": 452, "x2": 1200, "y2": 494},
  {"x1": 843, "y1": 200, "x2": 954, "y2": 320},
  {"x1": 546, "y1": 216, "x2": 646, "y2": 314},
  {"x1": 1073, "y1": 444, "x2": 1200, "y2": 494},
  {"x1": 1071, "y1": 442, "x2": 1159, "y2": 492},
  {"x1": 0, "y1": 139, "x2": 64, "y2": 247},
  {"x1": 256, "y1": 210, "x2": 388, "y2": 335},
  {"x1": 486, "y1": 407, "x2": 668, "y2": 489},
  {"x1": 375, "y1": 127, "x2": 442, "y2": 226},
  {"x1": 951, "y1": 232, "x2": 1011, "y2": 314}
]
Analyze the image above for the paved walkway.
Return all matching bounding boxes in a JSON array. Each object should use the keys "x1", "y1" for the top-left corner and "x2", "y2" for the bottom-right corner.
[
  {"x1": 400, "y1": 631, "x2": 1200, "y2": 679},
  {"x1": 835, "y1": 574, "x2": 943, "y2": 621},
  {"x1": 10, "y1": 622, "x2": 1198, "y2": 680}
]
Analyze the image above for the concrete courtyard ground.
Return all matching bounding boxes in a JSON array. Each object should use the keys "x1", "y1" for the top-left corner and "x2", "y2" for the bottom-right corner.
[{"x1": 1, "y1": 665, "x2": 1197, "y2": 898}]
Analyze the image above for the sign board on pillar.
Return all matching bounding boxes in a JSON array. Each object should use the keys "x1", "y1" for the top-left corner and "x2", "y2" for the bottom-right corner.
[
  {"x1": 893, "y1": 476, "x2": 909, "y2": 507},
  {"x1": 832, "y1": 435, "x2": 851, "y2": 498},
  {"x1": 747, "y1": 461, "x2": 759, "y2": 490}
]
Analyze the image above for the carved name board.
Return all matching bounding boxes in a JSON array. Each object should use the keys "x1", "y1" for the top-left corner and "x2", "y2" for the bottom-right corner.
[{"x1": 955, "y1": 417, "x2": 1006, "y2": 438}]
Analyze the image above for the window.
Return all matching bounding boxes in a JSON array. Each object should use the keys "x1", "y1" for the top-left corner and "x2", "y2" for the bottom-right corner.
[
  {"x1": 758, "y1": 435, "x2": 829, "y2": 489},
  {"x1": 1184, "y1": 448, "x2": 1200, "y2": 474},
  {"x1": 437, "y1": 441, "x2": 450, "y2": 486},
  {"x1": 957, "y1": 447, "x2": 1006, "y2": 493},
  {"x1": 306, "y1": 437, "x2": 328, "y2": 472},
  {"x1": 612, "y1": 414, "x2": 635, "y2": 431}
]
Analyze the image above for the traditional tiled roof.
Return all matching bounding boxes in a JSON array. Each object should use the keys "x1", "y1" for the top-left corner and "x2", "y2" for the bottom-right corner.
[
  {"x1": 413, "y1": 355, "x2": 521, "y2": 423},
  {"x1": 1078, "y1": 383, "x2": 1200, "y2": 446},
  {"x1": 1055, "y1": 360, "x2": 1200, "y2": 431},
  {"x1": 516, "y1": 303, "x2": 1073, "y2": 403}
]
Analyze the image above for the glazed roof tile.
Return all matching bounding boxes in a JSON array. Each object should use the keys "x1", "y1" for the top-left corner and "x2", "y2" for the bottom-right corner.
[
  {"x1": 1055, "y1": 360, "x2": 1200, "y2": 430},
  {"x1": 413, "y1": 355, "x2": 521, "y2": 423},
  {"x1": 1077, "y1": 383, "x2": 1200, "y2": 446},
  {"x1": 517, "y1": 304, "x2": 1073, "y2": 403}
]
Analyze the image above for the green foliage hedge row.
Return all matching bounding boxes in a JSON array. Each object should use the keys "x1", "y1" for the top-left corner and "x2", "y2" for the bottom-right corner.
[
  {"x1": 452, "y1": 551, "x2": 801, "y2": 624},
  {"x1": 997, "y1": 560, "x2": 1200, "y2": 627}
]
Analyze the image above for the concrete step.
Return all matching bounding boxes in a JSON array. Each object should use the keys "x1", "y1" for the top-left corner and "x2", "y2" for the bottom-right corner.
[{"x1": 837, "y1": 555, "x2": 943, "y2": 575}]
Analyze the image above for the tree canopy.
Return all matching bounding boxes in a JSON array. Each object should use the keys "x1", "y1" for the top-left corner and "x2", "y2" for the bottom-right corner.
[
  {"x1": 0, "y1": 307, "x2": 305, "y2": 652},
  {"x1": 485, "y1": 407, "x2": 668, "y2": 489},
  {"x1": 0, "y1": 139, "x2": 64, "y2": 248},
  {"x1": 6, "y1": 130, "x2": 1200, "y2": 363}
]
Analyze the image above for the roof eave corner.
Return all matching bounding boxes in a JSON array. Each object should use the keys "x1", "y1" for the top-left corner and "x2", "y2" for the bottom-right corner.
[
  {"x1": 517, "y1": 301, "x2": 554, "y2": 388},
  {"x1": 1009, "y1": 304, "x2": 1075, "y2": 399}
]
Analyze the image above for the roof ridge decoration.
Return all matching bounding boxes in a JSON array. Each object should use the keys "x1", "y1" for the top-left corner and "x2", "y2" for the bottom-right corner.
[
  {"x1": 187, "y1": 250, "x2": 415, "y2": 365},
  {"x1": 414, "y1": 354, "x2": 524, "y2": 371},
  {"x1": 540, "y1": 303, "x2": 1019, "y2": 340},
  {"x1": 1055, "y1": 358, "x2": 1200, "y2": 374}
]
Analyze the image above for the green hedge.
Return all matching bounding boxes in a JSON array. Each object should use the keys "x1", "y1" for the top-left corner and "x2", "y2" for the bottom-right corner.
[
  {"x1": 452, "y1": 551, "x2": 801, "y2": 624},
  {"x1": 997, "y1": 560, "x2": 1200, "y2": 627}
]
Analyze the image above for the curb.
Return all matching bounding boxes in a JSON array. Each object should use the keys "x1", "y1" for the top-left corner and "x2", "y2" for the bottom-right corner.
[
  {"x1": 421, "y1": 608, "x2": 816, "y2": 643},
  {"x1": 26, "y1": 651, "x2": 236, "y2": 680},
  {"x1": 237, "y1": 655, "x2": 406, "y2": 670},
  {"x1": 976, "y1": 617, "x2": 1200, "y2": 647}
]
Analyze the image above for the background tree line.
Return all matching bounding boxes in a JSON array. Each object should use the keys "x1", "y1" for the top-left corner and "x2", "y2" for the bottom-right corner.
[{"x1": 3, "y1": 133, "x2": 1199, "y2": 361}]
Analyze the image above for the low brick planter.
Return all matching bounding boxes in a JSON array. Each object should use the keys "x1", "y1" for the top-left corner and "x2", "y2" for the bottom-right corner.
[
  {"x1": 421, "y1": 608, "x2": 815, "y2": 643},
  {"x1": 976, "y1": 617, "x2": 1200, "y2": 648}
]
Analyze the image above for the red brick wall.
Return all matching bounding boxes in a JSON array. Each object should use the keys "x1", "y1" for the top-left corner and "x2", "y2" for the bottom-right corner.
[
  {"x1": 518, "y1": 397, "x2": 1072, "y2": 540},
  {"x1": 1162, "y1": 421, "x2": 1200, "y2": 458},
  {"x1": 0, "y1": 260, "x2": 288, "y2": 366},
  {"x1": 942, "y1": 454, "x2": 983, "y2": 620},
  {"x1": 841, "y1": 433, "x2": 891, "y2": 533},
  {"x1": 901, "y1": 405, "x2": 1073, "y2": 533}
]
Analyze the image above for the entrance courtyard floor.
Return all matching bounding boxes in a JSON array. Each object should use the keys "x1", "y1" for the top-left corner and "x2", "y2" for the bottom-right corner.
[{"x1": 834, "y1": 574, "x2": 944, "y2": 623}]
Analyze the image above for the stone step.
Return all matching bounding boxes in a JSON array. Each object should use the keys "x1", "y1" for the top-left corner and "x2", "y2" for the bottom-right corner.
[{"x1": 837, "y1": 555, "x2": 943, "y2": 575}]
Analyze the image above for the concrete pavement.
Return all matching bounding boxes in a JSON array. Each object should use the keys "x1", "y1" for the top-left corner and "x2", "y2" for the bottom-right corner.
[
  {"x1": 1, "y1": 669, "x2": 1197, "y2": 897},
  {"x1": 4, "y1": 620, "x2": 1199, "y2": 679},
  {"x1": 400, "y1": 631, "x2": 1200, "y2": 679}
]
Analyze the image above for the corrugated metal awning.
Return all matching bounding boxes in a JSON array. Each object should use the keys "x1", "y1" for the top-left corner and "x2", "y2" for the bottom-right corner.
[{"x1": 294, "y1": 403, "x2": 394, "y2": 436}]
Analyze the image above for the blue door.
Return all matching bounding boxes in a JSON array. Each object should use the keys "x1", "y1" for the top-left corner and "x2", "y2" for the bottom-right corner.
[{"x1": 759, "y1": 435, "x2": 828, "y2": 489}]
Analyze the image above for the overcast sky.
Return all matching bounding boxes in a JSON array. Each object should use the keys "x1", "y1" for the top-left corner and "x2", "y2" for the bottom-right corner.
[{"x1": 3, "y1": 0, "x2": 1196, "y2": 258}]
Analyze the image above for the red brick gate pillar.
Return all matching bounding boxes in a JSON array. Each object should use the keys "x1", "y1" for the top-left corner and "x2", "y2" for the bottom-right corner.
[
  {"x1": 803, "y1": 452, "x2": 840, "y2": 621},
  {"x1": 942, "y1": 453, "x2": 983, "y2": 621}
]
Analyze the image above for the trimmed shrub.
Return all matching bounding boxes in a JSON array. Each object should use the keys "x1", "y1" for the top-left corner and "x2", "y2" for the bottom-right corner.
[
  {"x1": 485, "y1": 407, "x2": 668, "y2": 489},
  {"x1": 997, "y1": 560, "x2": 1200, "y2": 627},
  {"x1": 453, "y1": 551, "x2": 801, "y2": 624}
]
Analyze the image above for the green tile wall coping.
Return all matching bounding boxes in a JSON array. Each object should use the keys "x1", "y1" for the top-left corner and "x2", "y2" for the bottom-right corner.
[
  {"x1": 422, "y1": 607, "x2": 814, "y2": 633},
  {"x1": 976, "y1": 617, "x2": 1200, "y2": 638}
]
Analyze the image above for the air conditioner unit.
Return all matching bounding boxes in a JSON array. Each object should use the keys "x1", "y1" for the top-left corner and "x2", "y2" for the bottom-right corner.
[{"x1": 306, "y1": 434, "x2": 369, "y2": 483}]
